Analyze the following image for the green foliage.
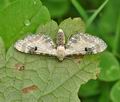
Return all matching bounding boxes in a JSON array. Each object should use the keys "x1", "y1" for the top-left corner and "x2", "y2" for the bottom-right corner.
[
  {"x1": 111, "y1": 81, "x2": 120, "y2": 102},
  {"x1": 0, "y1": 0, "x2": 50, "y2": 49},
  {"x1": 71, "y1": 0, "x2": 88, "y2": 21},
  {"x1": 71, "y1": 0, "x2": 109, "y2": 28},
  {"x1": 41, "y1": 0, "x2": 70, "y2": 18},
  {"x1": 59, "y1": 18, "x2": 85, "y2": 38},
  {"x1": 78, "y1": 80, "x2": 100, "y2": 97},
  {"x1": 99, "y1": 51, "x2": 120, "y2": 81},
  {"x1": 0, "y1": 0, "x2": 120, "y2": 101},
  {"x1": 99, "y1": 83, "x2": 111, "y2": 102}
]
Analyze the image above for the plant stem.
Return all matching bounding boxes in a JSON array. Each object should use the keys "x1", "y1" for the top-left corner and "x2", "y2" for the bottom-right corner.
[
  {"x1": 86, "y1": 0, "x2": 109, "y2": 28},
  {"x1": 113, "y1": 15, "x2": 120, "y2": 55},
  {"x1": 71, "y1": 0, "x2": 88, "y2": 21}
]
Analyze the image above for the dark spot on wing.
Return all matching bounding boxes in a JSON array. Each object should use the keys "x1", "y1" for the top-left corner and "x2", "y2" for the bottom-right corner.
[
  {"x1": 29, "y1": 46, "x2": 38, "y2": 54},
  {"x1": 84, "y1": 47, "x2": 93, "y2": 54},
  {"x1": 34, "y1": 46, "x2": 37, "y2": 51},
  {"x1": 85, "y1": 47, "x2": 88, "y2": 51}
]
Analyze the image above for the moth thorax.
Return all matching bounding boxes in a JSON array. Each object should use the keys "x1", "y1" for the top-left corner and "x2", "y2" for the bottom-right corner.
[
  {"x1": 56, "y1": 29, "x2": 65, "y2": 46},
  {"x1": 57, "y1": 45, "x2": 65, "y2": 61}
]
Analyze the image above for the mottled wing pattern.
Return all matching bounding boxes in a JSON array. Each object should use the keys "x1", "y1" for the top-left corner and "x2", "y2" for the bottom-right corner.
[
  {"x1": 65, "y1": 33, "x2": 107, "y2": 56},
  {"x1": 14, "y1": 34, "x2": 57, "y2": 56}
]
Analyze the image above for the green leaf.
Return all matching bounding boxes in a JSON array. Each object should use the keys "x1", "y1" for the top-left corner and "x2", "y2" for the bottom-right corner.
[
  {"x1": 3, "y1": 47, "x2": 99, "y2": 102},
  {"x1": 0, "y1": 0, "x2": 50, "y2": 49},
  {"x1": 110, "y1": 81, "x2": 120, "y2": 102},
  {"x1": 98, "y1": 82, "x2": 111, "y2": 102},
  {"x1": 36, "y1": 20, "x2": 59, "y2": 40},
  {"x1": 37, "y1": 17, "x2": 85, "y2": 42},
  {"x1": 113, "y1": 14, "x2": 120, "y2": 56},
  {"x1": 98, "y1": 51, "x2": 120, "y2": 81},
  {"x1": 41, "y1": 0, "x2": 70, "y2": 18},
  {"x1": 59, "y1": 17, "x2": 85, "y2": 40},
  {"x1": 79, "y1": 80, "x2": 100, "y2": 97},
  {"x1": 80, "y1": 97, "x2": 98, "y2": 102},
  {"x1": 0, "y1": 36, "x2": 6, "y2": 82},
  {"x1": 0, "y1": 37, "x2": 5, "y2": 68},
  {"x1": 0, "y1": 18, "x2": 100, "y2": 102},
  {"x1": 99, "y1": 90, "x2": 110, "y2": 102}
]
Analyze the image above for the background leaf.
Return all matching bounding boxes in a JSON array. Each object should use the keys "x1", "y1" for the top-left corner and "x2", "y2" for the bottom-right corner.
[
  {"x1": 79, "y1": 80, "x2": 100, "y2": 97},
  {"x1": 111, "y1": 81, "x2": 120, "y2": 102},
  {"x1": 0, "y1": 19, "x2": 100, "y2": 102},
  {"x1": 0, "y1": 0, "x2": 50, "y2": 49},
  {"x1": 59, "y1": 17, "x2": 85, "y2": 40},
  {"x1": 36, "y1": 20, "x2": 59, "y2": 40},
  {"x1": 98, "y1": 82, "x2": 111, "y2": 102},
  {"x1": 41, "y1": 0, "x2": 70, "y2": 18},
  {"x1": 98, "y1": 51, "x2": 120, "y2": 81}
]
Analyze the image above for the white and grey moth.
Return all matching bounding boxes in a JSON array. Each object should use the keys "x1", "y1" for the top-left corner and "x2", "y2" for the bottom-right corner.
[{"x1": 14, "y1": 29, "x2": 107, "y2": 61}]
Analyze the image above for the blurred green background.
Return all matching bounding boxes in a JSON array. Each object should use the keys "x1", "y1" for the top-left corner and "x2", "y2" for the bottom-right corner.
[{"x1": 0, "y1": 0, "x2": 120, "y2": 102}]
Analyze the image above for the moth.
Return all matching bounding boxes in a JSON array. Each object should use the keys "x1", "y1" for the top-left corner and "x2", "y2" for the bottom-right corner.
[{"x1": 14, "y1": 29, "x2": 107, "y2": 61}]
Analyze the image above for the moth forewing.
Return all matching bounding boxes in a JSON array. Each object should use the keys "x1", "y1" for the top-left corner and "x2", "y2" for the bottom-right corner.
[
  {"x1": 14, "y1": 34, "x2": 57, "y2": 56},
  {"x1": 65, "y1": 33, "x2": 107, "y2": 56}
]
